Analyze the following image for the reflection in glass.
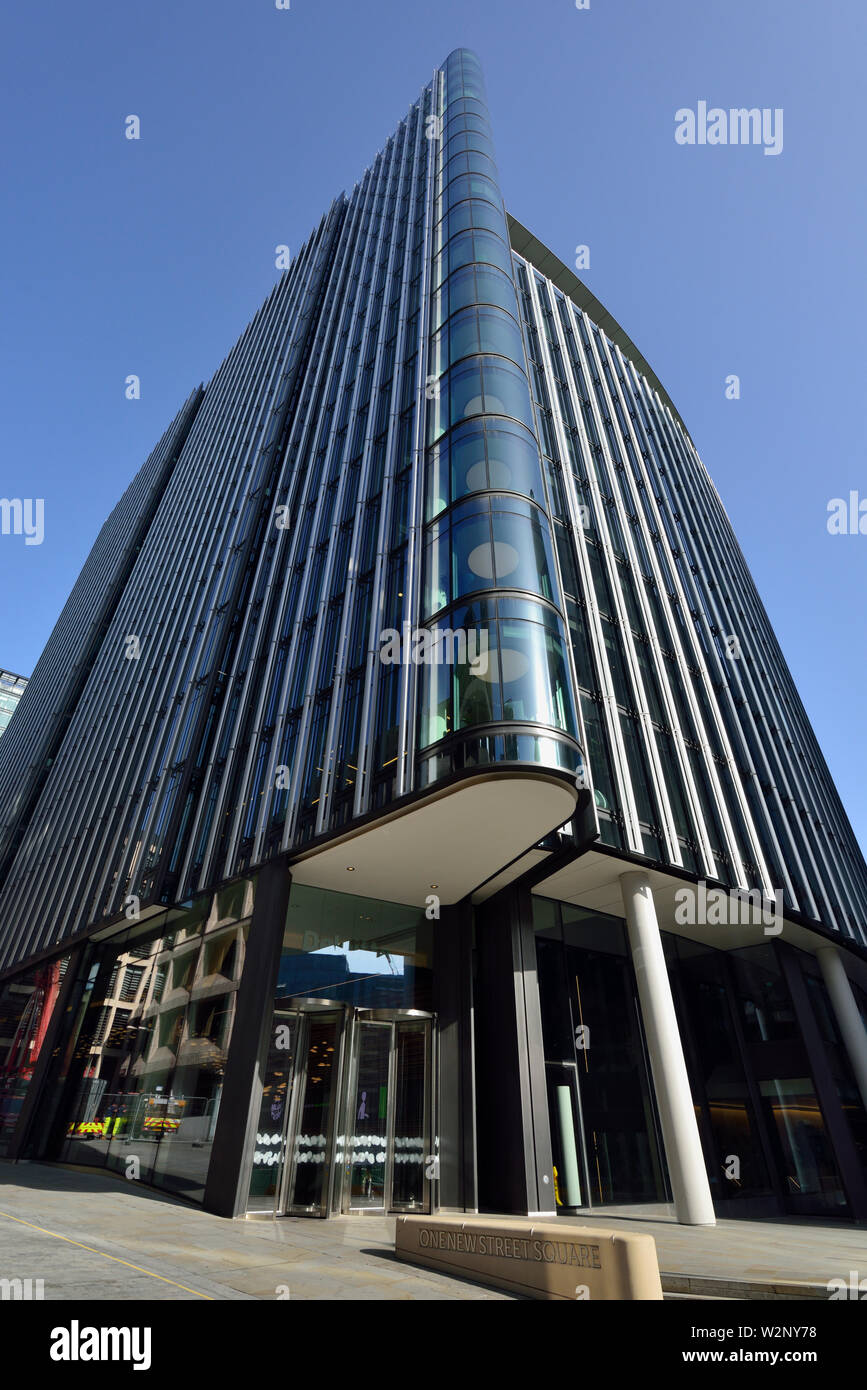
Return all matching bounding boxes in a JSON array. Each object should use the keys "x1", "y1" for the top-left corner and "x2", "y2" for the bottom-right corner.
[
  {"x1": 0, "y1": 958, "x2": 68, "y2": 1156},
  {"x1": 534, "y1": 908, "x2": 668, "y2": 1207},
  {"x1": 288, "y1": 1014, "x2": 341, "y2": 1212},
  {"x1": 417, "y1": 603, "x2": 578, "y2": 748},
  {"x1": 57, "y1": 889, "x2": 251, "y2": 1203},
  {"x1": 348, "y1": 1023, "x2": 390, "y2": 1208},
  {"x1": 423, "y1": 497, "x2": 556, "y2": 615},
  {"x1": 392, "y1": 1021, "x2": 429, "y2": 1210},
  {"x1": 247, "y1": 1012, "x2": 297, "y2": 1212},
  {"x1": 759, "y1": 1078, "x2": 846, "y2": 1210}
]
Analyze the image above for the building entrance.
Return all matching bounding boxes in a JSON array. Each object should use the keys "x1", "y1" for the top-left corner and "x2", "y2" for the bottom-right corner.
[{"x1": 246, "y1": 999, "x2": 434, "y2": 1218}]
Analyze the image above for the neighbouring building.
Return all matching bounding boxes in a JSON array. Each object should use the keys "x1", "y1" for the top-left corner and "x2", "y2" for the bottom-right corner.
[
  {"x1": 0, "y1": 671, "x2": 26, "y2": 741},
  {"x1": 1, "y1": 50, "x2": 866, "y2": 1227}
]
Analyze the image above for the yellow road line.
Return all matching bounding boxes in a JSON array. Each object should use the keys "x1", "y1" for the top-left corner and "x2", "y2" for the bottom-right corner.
[{"x1": 0, "y1": 1209, "x2": 213, "y2": 1299}]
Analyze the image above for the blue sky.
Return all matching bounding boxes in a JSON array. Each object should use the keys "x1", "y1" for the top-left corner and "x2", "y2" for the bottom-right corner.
[{"x1": 1, "y1": 0, "x2": 865, "y2": 852}]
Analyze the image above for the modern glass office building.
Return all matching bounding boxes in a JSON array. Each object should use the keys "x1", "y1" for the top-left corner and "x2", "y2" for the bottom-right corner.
[
  {"x1": 1, "y1": 50, "x2": 866, "y2": 1228},
  {"x1": 0, "y1": 671, "x2": 26, "y2": 740}
]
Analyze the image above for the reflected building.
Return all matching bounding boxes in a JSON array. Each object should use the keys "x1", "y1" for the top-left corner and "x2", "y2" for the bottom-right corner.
[
  {"x1": 0, "y1": 671, "x2": 26, "y2": 741},
  {"x1": 1, "y1": 50, "x2": 866, "y2": 1226}
]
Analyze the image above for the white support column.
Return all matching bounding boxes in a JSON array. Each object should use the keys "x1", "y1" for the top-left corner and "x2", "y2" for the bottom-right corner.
[
  {"x1": 619, "y1": 871, "x2": 716, "y2": 1225},
  {"x1": 816, "y1": 946, "x2": 867, "y2": 1113}
]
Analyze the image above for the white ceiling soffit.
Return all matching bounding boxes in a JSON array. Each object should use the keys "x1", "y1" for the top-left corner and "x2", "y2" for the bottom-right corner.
[
  {"x1": 289, "y1": 773, "x2": 576, "y2": 908},
  {"x1": 532, "y1": 849, "x2": 846, "y2": 956}
]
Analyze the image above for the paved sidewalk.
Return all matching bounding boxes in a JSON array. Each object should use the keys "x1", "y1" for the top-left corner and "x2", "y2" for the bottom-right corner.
[
  {"x1": 0, "y1": 1162, "x2": 511, "y2": 1301},
  {"x1": 3, "y1": 1162, "x2": 865, "y2": 1301},
  {"x1": 559, "y1": 1207, "x2": 867, "y2": 1298}
]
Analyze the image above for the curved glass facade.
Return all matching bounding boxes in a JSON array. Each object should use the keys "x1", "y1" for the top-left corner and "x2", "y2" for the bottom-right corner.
[{"x1": 416, "y1": 48, "x2": 582, "y2": 786}]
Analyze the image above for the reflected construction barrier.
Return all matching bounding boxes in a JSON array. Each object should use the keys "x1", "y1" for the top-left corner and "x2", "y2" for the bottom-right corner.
[{"x1": 395, "y1": 1215, "x2": 663, "y2": 1300}]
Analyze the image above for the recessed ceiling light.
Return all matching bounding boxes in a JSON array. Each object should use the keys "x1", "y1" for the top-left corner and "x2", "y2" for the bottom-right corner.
[
  {"x1": 430, "y1": 883, "x2": 438, "y2": 890},
  {"x1": 346, "y1": 865, "x2": 356, "y2": 872}
]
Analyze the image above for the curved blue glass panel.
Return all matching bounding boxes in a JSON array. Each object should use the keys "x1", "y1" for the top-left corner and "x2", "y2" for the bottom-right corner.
[
  {"x1": 445, "y1": 172, "x2": 501, "y2": 212},
  {"x1": 430, "y1": 305, "x2": 526, "y2": 376},
  {"x1": 416, "y1": 603, "x2": 579, "y2": 750},
  {"x1": 422, "y1": 495, "x2": 557, "y2": 615},
  {"x1": 428, "y1": 355, "x2": 535, "y2": 445}
]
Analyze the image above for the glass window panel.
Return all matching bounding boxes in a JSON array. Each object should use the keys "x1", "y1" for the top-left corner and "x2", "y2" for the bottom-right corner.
[
  {"x1": 481, "y1": 359, "x2": 534, "y2": 429},
  {"x1": 348, "y1": 1023, "x2": 391, "y2": 1208},
  {"x1": 485, "y1": 425, "x2": 545, "y2": 502},
  {"x1": 448, "y1": 307, "x2": 481, "y2": 363},
  {"x1": 247, "y1": 1011, "x2": 297, "y2": 1212},
  {"x1": 473, "y1": 228, "x2": 511, "y2": 274},
  {"x1": 490, "y1": 504, "x2": 556, "y2": 600},
  {"x1": 466, "y1": 150, "x2": 498, "y2": 180},
  {"x1": 445, "y1": 264, "x2": 478, "y2": 318},
  {"x1": 450, "y1": 422, "x2": 487, "y2": 502},
  {"x1": 418, "y1": 638, "x2": 452, "y2": 745},
  {"x1": 451, "y1": 509, "x2": 493, "y2": 598},
  {"x1": 498, "y1": 618, "x2": 553, "y2": 725},
  {"x1": 392, "y1": 1021, "x2": 429, "y2": 1211},
  {"x1": 468, "y1": 199, "x2": 507, "y2": 235},
  {"x1": 448, "y1": 360, "x2": 485, "y2": 428},
  {"x1": 454, "y1": 625, "x2": 502, "y2": 729},
  {"x1": 473, "y1": 264, "x2": 517, "y2": 314},
  {"x1": 423, "y1": 526, "x2": 450, "y2": 615},
  {"x1": 425, "y1": 441, "x2": 450, "y2": 520},
  {"x1": 446, "y1": 228, "x2": 475, "y2": 274},
  {"x1": 444, "y1": 152, "x2": 470, "y2": 183},
  {"x1": 476, "y1": 307, "x2": 525, "y2": 363}
]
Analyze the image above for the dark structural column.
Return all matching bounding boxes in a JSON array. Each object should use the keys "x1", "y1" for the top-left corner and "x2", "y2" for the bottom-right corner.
[
  {"x1": 433, "y1": 901, "x2": 477, "y2": 1211},
  {"x1": 203, "y1": 860, "x2": 292, "y2": 1218},
  {"x1": 474, "y1": 881, "x2": 555, "y2": 1215}
]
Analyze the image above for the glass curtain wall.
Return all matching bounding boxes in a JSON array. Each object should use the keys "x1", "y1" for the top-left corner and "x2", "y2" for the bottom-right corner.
[
  {"x1": 246, "y1": 883, "x2": 433, "y2": 1216},
  {"x1": 0, "y1": 955, "x2": 68, "y2": 1155},
  {"x1": 534, "y1": 897, "x2": 669, "y2": 1208},
  {"x1": 56, "y1": 878, "x2": 255, "y2": 1202}
]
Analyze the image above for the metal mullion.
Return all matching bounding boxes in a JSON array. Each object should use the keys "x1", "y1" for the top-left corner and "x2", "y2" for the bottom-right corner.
[
  {"x1": 176, "y1": 215, "x2": 341, "y2": 888},
  {"x1": 305, "y1": 135, "x2": 407, "y2": 839},
  {"x1": 395, "y1": 74, "x2": 438, "y2": 800},
  {"x1": 259, "y1": 168, "x2": 389, "y2": 851},
  {"x1": 520, "y1": 268, "x2": 642, "y2": 855},
  {"x1": 196, "y1": 193, "x2": 367, "y2": 879},
  {"x1": 547, "y1": 285, "x2": 684, "y2": 865},
  {"x1": 350, "y1": 115, "x2": 431, "y2": 821},
  {"x1": 650, "y1": 386, "x2": 834, "y2": 915},
  {"x1": 618, "y1": 360, "x2": 770, "y2": 881},
  {"x1": 677, "y1": 447, "x2": 857, "y2": 925},
  {"x1": 215, "y1": 173, "x2": 377, "y2": 863},
  {"x1": 0, "y1": 382, "x2": 227, "y2": 950},
  {"x1": 27, "y1": 292, "x2": 293, "y2": 941},
  {"x1": 282, "y1": 153, "x2": 400, "y2": 843},
  {"x1": 83, "y1": 292, "x2": 298, "y2": 919},
  {"x1": 575, "y1": 318, "x2": 683, "y2": 864},
  {"x1": 600, "y1": 347, "x2": 763, "y2": 889},
  {"x1": 0, "y1": 403, "x2": 189, "y2": 816},
  {"x1": 316, "y1": 108, "x2": 425, "y2": 832},
  {"x1": 582, "y1": 335, "x2": 715, "y2": 876},
  {"x1": 645, "y1": 382, "x2": 819, "y2": 908},
  {"x1": 509, "y1": 273, "x2": 594, "y2": 839},
  {"x1": 591, "y1": 332, "x2": 720, "y2": 875},
  {"x1": 120, "y1": 282, "x2": 302, "y2": 894}
]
